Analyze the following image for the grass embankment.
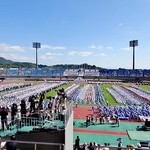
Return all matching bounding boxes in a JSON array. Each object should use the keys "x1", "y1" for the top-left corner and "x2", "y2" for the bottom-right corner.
[{"x1": 100, "y1": 84, "x2": 118, "y2": 106}]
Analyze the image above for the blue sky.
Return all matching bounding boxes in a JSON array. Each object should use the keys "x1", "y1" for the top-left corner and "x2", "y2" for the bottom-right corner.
[{"x1": 0, "y1": 0, "x2": 150, "y2": 69}]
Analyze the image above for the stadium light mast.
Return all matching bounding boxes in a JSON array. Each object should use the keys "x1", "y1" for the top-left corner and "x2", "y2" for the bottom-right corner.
[
  {"x1": 33, "y1": 42, "x2": 41, "y2": 69},
  {"x1": 129, "y1": 40, "x2": 138, "y2": 70}
]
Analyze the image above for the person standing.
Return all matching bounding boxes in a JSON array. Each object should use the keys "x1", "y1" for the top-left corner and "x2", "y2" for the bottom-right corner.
[
  {"x1": 74, "y1": 136, "x2": 80, "y2": 150},
  {"x1": 116, "y1": 116, "x2": 120, "y2": 127},
  {"x1": 0, "y1": 107, "x2": 8, "y2": 131},
  {"x1": 117, "y1": 138, "x2": 123, "y2": 150},
  {"x1": 29, "y1": 95, "x2": 36, "y2": 113},
  {"x1": 11, "y1": 103, "x2": 18, "y2": 122},
  {"x1": 118, "y1": 118, "x2": 120, "y2": 127},
  {"x1": 38, "y1": 95, "x2": 44, "y2": 110},
  {"x1": 20, "y1": 100, "x2": 26, "y2": 116}
]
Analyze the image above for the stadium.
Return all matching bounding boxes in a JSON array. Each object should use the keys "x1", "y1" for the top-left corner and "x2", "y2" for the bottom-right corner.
[
  {"x1": 0, "y1": 68, "x2": 150, "y2": 150},
  {"x1": 0, "y1": 1, "x2": 150, "y2": 149}
]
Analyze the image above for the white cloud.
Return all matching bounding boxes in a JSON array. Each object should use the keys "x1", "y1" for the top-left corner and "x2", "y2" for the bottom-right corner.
[
  {"x1": 67, "y1": 51, "x2": 93, "y2": 57},
  {"x1": 106, "y1": 46, "x2": 113, "y2": 50},
  {"x1": 41, "y1": 44, "x2": 66, "y2": 50},
  {"x1": 67, "y1": 51, "x2": 77, "y2": 56},
  {"x1": 89, "y1": 45, "x2": 97, "y2": 49},
  {"x1": 0, "y1": 53, "x2": 33, "y2": 62},
  {"x1": 0, "y1": 43, "x2": 25, "y2": 52},
  {"x1": 95, "y1": 53, "x2": 107, "y2": 57},
  {"x1": 121, "y1": 47, "x2": 132, "y2": 51},
  {"x1": 46, "y1": 52, "x2": 63, "y2": 56},
  {"x1": 89, "y1": 45, "x2": 103, "y2": 49},
  {"x1": 40, "y1": 55, "x2": 54, "y2": 60},
  {"x1": 40, "y1": 52, "x2": 63, "y2": 60},
  {"x1": 80, "y1": 51, "x2": 93, "y2": 57},
  {"x1": 97, "y1": 45, "x2": 103, "y2": 49},
  {"x1": 89, "y1": 44, "x2": 114, "y2": 50}
]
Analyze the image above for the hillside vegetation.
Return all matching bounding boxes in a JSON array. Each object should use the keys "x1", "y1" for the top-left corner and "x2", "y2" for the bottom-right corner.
[{"x1": 0, "y1": 57, "x2": 101, "y2": 69}]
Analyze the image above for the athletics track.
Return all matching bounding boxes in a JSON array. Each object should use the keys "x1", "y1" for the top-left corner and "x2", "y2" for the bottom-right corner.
[{"x1": 73, "y1": 105, "x2": 147, "y2": 146}]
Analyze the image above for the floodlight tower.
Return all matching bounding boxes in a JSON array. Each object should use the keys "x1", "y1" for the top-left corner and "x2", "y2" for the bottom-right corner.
[
  {"x1": 33, "y1": 42, "x2": 41, "y2": 69},
  {"x1": 129, "y1": 40, "x2": 138, "y2": 70}
]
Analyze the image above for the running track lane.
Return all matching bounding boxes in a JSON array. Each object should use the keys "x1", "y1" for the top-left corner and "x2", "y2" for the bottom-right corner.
[{"x1": 74, "y1": 128, "x2": 128, "y2": 136}]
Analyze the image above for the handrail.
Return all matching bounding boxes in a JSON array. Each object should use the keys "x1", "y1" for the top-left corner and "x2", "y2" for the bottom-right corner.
[
  {"x1": 1, "y1": 140, "x2": 65, "y2": 150},
  {"x1": 0, "y1": 111, "x2": 64, "y2": 137}
]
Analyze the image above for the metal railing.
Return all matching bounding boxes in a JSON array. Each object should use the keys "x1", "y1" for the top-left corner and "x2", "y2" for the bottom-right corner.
[
  {"x1": 0, "y1": 140, "x2": 65, "y2": 150},
  {"x1": 0, "y1": 110, "x2": 65, "y2": 137}
]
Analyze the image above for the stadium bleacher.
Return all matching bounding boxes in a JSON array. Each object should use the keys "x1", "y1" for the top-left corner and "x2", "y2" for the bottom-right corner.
[{"x1": 2, "y1": 68, "x2": 150, "y2": 78}]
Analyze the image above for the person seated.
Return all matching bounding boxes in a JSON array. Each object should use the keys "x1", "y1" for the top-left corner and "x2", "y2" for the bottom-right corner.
[
  {"x1": 103, "y1": 143, "x2": 109, "y2": 150},
  {"x1": 88, "y1": 142, "x2": 95, "y2": 150}
]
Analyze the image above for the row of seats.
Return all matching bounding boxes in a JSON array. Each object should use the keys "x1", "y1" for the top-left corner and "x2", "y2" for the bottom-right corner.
[{"x1": 2, "y1": 68, "x2": 150, "y2": 77}]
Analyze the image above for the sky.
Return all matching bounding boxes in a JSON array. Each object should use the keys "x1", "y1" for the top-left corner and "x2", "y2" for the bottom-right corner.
[{"x1": 0, "y1": 0, "x2": 150, "y2": 69}]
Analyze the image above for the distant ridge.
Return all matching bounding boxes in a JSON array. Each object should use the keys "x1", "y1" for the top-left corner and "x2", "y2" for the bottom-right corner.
[
  {"x1": 0, "y1": 57, "x2": 36, "y2": 68},
  {"x1": 0, "y1": 56, "x2": 101, "y2": 69},
  {"x1": 0, "y1": 57, "x2": 14, "y2": 64}
]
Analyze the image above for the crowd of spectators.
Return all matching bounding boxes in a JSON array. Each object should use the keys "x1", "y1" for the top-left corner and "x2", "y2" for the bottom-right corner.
[{"x1": 0, "y1": 85, "x2": 67, "y2": 131}]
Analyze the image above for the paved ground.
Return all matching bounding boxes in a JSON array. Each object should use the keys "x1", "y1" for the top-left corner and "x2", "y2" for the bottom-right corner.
[{"x1": 73, "y1": 105, "x2": 150, "y2": 147}]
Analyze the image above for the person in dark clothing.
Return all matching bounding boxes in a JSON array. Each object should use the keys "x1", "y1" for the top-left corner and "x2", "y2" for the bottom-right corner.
[
  {"x1": 6, "y1": 135, "x2": 18, "y2": 150},
  {"x1": 20, "y1": 99, "x2": 27, "y2": 126},
  {"x1": 91, "y1": 115, "x2": 94, "y2": 125},
  {"x1": 74, "y1": 136, "x2": 80, "y2": 150},
  {"x1": 11, "y1": 103, "x2": 18, "y2": 122},
  {"x1": 99, "y1": 117, "x2": 102, "y2": 124},
  {"x1": 29, "y1": 95, "x2": 36, "y2": 113},
  {"x1": 117, "y1": 138, "x2": 122, "y2": 150},
  {"x1": 144, "y1": 119, "x2": 149, "y2": 127},
  {"x1": 48, "y1": 98, "x2": 52, "y2": 110},
  {"x1": 0, "y1": 107, "x2": 8, "y2": 130},
  {"x1": 88, "y1": 142, "x2": 94, "y2": 150},
  {"x1": 20, "y1": 100, "x2": 26, "y2": 116},
  {"x1": 86, "y1": 116, "x2": 89, "y2": 127},
  {"x1": 116, "y1": 116, "x2": 120, "y2": 127},
  {"x1": 38, "y1": 95, "x2": 44, "y2": 110},
  {"x1": 41, "y1": 92, "x2": 45, "y2": 99}
]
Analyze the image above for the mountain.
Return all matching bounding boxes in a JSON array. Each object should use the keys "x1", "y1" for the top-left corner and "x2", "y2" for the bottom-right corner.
[
  {"x1": 0, "y1": 57, "x2": 37, "y2": 68},
  {"x1": 0, "y1": 57, "x2": 14, "y2": 64},
  {"x1": 0, "y1": 57, "x2": 101, "y2": 69}
]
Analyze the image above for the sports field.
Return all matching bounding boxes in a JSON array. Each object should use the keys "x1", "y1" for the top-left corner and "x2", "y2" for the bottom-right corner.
[
  {"x1": 1, "y1": 80, "x2": 150, "y2": 148},
  {"x1": 73, "y1": 105, "x2": 150, "y2": 147}
]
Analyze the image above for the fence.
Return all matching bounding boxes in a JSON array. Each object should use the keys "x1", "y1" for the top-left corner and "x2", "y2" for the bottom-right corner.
[{"x1": 0, "y1": 140, "x2": 65, "y2": 150}]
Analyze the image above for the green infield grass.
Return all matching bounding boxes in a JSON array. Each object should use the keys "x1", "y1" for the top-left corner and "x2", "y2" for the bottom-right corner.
[
  {"x1": 139, "y1": 85, "x2": 150, "y2": 91},
  {"x1": 100, "y1": 84, "x2": 118, "y2": 106}
]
